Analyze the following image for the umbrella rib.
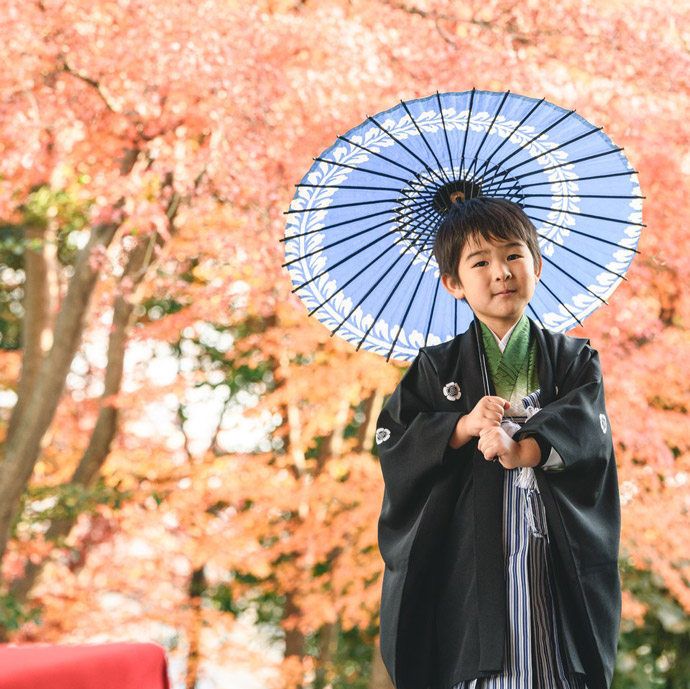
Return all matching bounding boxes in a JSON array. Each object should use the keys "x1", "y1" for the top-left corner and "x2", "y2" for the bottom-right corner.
[
  {"x1": 295, "y1": 182, "x2": 441, "y2": 206},
  {"x1": 530, "y1": 214, "x2": 641, "y2": 253},
  {"x1": 412, "y1": 204, "x2": 439, "y2": 236},
  {"x1": 486, "y1": 176, "x2": 525, "y2": 203},
  {"x1": 473, "y1": 97, "x2": 546, "y2": 180},
  {"x1": 330, "y1": 233, "x2": 425, "y2": 337},
  {"x1": 285, "y1": 197, "x2": 418, "y2": 214},
  {"x1": 283, "y1": 218, "x2": 396, "y2": 268},
  {"x1": 500, "y1": 126, "x2": 605, "y2": 177},
  {"x1": 337, "y1": 134, "x2": 431, "y2": 181},
  {"x1": 295, "y1": 183, "x2": 441, "y2": 203},
  {"x1": 283, "y1": 208, "x2": 396, "y2": 241},
  {"x1": 506, "y1": 187, "x2": 526, "y2": 204},
  {"x1": 511, "y1": 148, "x2": 625, "y2": 180},
  {"x1": 483, "y1": 109, "x2": 577, "y2": 176},
  {"x1": 466, "y1": 90, "x2": 511, "y2": 181},
  {"x1": 331, "y1": 201, "x2": 440, "y2": 329},
  {"x1": 313, "y1": 156, "x2": 410, "y2": 183},
  {"x1": 460, "y1": 88, "x2": 476, "y2": 200},
  {"x1": 395, "y1": 204, "x2": 440, "y2": 253},
  {"x1": 423, "y1": 278, "x2": 442, "y2": 348},
  {"x1": 436, "y1": 91, "x2": 455, "y2": 176},
  {"x1": 421, "y1": 200, "x2": 448, "y2": 243},
  {"x1": 526, "y1": 302, "x2": 547, "y2": 330},
  {"x1": 297, "y1": 222, "x2": 419, "y2": 302},
  {"x1": 460, "y1": 88, "x2": 476, "y2": 166},
  {"x1": 399, "y1": 99, "x2": 452, "y2": 186},
  {"x1": 354, "y1": 238, "x2": 432, "y2": 349},
  {"x1": 479, "y1": 169, "x2": 513, "y2": 195},
  {"x1": 525, "y1": 193, "x2": 645, "y2": 199},
  {"x1": 399, "y1": 183, "x2": 443, "y2": 228},
  {"x1": 539, "y1": 233, "x2": 629, "y2": 281},
  {"x1": 385, "y1": 250, "x2": 436, "y2": 360},
  {"x1": 516, "y1": 170, "x2": 639, "y2": 188},
  {"x1": 293, "y1": 199, "x2": 433, "y2": 297},
  {"x1": 399, "y1": 182, "x2": 441, "y2": 203},
  {"x1": 537, "y1": 278, "x2": 585, "y2": 327},
  {"x1": 404, "y1": 189, "x2": 442, "y2": 219},
  {"x1": 522, "y1": 204, "x2": 645, "y2": 227},
  {"x1": 479, "y1": 174, "x2": 521, "y2": 194},
  {"x1": 541, "y1": 254, "x2": 608, "y2": 306},
  {"x1": 296, "y1": 183, "x2": 402, "y2": 192},
  {"x1": 365, "y1": 114, "x2": 446, "y2": 187}
]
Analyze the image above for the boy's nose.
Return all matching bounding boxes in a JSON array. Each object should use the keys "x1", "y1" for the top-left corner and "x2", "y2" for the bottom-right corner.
[{"x1": 494, "y1": 264, "x2": 511, "y2": 279}]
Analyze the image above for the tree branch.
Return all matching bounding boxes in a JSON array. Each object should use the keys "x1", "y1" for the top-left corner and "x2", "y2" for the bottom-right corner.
[{"x1": 58, "y1": 54, "x2": 124, "y2": 115}]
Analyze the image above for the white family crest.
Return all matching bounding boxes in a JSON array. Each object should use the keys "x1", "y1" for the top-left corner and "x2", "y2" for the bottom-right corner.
[
  {"x1": 443, "y1": 382, "x2": 462, "y2": 401},
  {"x1": 376, "y1": 428, "x2": 391, "y2": 445},
  {"x1": 600, "y1": 414, "x2": 608, "y2": 433}
]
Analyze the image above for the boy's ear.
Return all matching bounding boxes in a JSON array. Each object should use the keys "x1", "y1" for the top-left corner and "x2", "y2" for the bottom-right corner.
[
  {"x1": 535, "y1": 255, "x2": 543, "y2": 281},
  {"x1": 441, "y1": 273, "x2": 464, "y2": 300}
]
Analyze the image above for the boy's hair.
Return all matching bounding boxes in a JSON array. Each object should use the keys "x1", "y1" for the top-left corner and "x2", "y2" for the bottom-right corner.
[{"x1": 433, "y1": 197, "x2": 542, "y2": 281}]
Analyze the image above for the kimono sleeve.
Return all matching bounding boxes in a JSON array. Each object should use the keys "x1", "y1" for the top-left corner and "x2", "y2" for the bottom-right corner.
[
  {"x1": 377, "y1": 349, "x2": 465, "y2": 539},
  {"x1": 518, "y1": 342, "x2": 613, "y2": 473},
  {"x1": 377, "y1": 349, "x2": 468, "y2": 689}
]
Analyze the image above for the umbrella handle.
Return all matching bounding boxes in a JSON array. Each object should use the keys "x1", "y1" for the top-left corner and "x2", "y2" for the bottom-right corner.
[
  {"x1": 473, "y1": 315, "x2": 501, "y2": 463},
  {"x1": 473, "y1": 315, "x2": 492, "y2": 397}
]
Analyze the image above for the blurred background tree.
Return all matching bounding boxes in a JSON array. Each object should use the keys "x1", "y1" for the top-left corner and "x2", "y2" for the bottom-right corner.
[{"x1": 0, "y1": 0, "x2": 689, "y2": 687}]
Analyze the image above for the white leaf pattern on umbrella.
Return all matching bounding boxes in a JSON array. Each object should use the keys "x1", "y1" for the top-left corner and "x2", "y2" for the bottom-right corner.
[{"x1": 284, "y1": 91, "x2": 643, "y2": 361}]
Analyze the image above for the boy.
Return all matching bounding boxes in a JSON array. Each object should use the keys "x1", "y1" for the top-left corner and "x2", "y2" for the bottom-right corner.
[{"x1": 376, "y1": 198, "x2": 621, "y2": 689}]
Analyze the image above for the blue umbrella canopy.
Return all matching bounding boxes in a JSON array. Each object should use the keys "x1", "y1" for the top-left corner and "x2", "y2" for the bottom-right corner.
[{"x1": 283, "y1": 90, "x2": 643, "y2": 362}]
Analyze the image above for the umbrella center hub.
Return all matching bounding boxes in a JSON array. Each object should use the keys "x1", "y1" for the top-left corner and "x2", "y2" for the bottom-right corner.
[{"x1": 432, "y1": 180, "x2": 484, "y2": 214}]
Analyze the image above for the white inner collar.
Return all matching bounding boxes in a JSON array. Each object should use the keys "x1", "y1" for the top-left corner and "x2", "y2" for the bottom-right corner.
[{"x1": 486, "y1": 320, "x2": 520, "y2": 353}]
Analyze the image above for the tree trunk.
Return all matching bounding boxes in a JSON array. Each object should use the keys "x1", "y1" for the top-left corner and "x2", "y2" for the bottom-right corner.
[
  {"x1": 355, "y1": 388, "x2": 384, "y2": 453},
  {"x1": 369, "y1": 636, "x2": 394, "y2": 689},
  {"x1": 316, "y1": 398, "x2": 350, "y2": 468},
  {"x1": 185, "y1": 566, "x2": 206, "y2": 689},
  {"x1": 9, "y1": 267, "x2": 139, "y2": 600},
  {"x1": 283, "y1": 591, "x2": 306, "y2": 688},
  {"x1": 71, "y1": 235, "x2": 154, "y2": 485},
  {"x1": 284, "y1": 592, "x2": 305, "y2": 657},
  {"x1": 8, "y1": 211, "x2": 179, "y2": 602},
  {"x1": 0, "y1": 217, "x2": 121, "y2": 565},
  {"x1": 5, "y1": 221, "x2": 59, "y2": 446},
  {"x1": 314, "y1": 620, "x2": 338, "y2": 688}
]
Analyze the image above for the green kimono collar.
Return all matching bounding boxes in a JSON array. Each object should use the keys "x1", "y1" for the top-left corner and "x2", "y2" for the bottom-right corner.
[{"x1": 479, "y1": 315, "x2": 537, "y2": 401}]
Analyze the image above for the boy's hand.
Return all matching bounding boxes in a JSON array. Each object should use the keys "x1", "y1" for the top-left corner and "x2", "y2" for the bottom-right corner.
[
  {"x1": 449, "y1": 396, "x2": 509, "y2": 449},
  {"x1": 464, "y1": 396, "x2": 510, "y2": 436},
  {"x1": 478, "y1": 427, "x2": 541, "y2": 469}
]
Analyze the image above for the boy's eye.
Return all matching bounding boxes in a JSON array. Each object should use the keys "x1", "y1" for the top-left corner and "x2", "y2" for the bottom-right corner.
[
  {"x1": 473, "y1": 260, "x2": 489, "y2": 268},
  {"x1": 507, "y1": 253, "x2": 523, "y2": 260}
]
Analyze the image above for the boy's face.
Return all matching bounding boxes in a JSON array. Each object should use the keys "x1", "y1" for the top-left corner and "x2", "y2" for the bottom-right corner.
[{"x1": 440, "y1": 233, "x2": 542, "y2": 338}]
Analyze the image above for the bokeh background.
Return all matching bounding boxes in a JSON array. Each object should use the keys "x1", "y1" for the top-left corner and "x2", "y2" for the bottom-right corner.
[{"x1": 1, "y1": 1, "x2": 689, "y2": 687}]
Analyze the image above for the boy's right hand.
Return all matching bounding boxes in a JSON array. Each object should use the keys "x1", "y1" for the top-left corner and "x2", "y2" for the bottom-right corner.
[
  {"x1": 449, "y1": 396, "x2": 510, "y2": 449},
  {"x1": 463, "y1": 396, "x2": 510, "y2": 436}
]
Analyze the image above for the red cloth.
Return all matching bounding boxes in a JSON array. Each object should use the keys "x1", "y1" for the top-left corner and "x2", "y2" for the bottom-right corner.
[{"x1": 0, "y1": 642, "x2": 170, "y2": 689}]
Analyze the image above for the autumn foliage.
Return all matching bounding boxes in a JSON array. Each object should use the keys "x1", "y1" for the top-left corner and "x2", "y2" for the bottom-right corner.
[{"x1": 0, "y1": 0, "x2": 689, "y2": 687}]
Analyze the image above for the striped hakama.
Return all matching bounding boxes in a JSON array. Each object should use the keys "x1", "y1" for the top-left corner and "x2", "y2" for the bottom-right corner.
[{"x1": 452, "y1": 416, "x2": 587, "y2": 689}]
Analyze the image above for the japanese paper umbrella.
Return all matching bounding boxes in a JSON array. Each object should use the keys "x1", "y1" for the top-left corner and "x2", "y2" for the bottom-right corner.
[{"x1": 282, "y1": 90, "x2": 643, "y2": 362}]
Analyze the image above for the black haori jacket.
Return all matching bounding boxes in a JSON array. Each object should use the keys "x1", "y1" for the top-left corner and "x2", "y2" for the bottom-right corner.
[{"x1": 376, "y1": 319, "x2": 621, "y2": 689}]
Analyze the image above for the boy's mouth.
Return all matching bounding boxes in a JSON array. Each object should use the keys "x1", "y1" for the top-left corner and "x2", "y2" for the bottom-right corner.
[{"x1": 494, "y1": 289, "x2": 516, "y2": 296}]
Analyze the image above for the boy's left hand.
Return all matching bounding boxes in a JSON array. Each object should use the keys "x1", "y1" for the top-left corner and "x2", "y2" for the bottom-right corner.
[{"x1": 478, "y1": 427, "x2": 540, "y2": 469}]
